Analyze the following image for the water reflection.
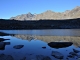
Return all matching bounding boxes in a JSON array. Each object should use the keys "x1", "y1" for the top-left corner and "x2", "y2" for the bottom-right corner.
[
  {"x1": 0, "y1": 35, "x2": 79, "y2": 60},
  {"x1": 11, "y1": 34, "x2": 80, "y2": 47},
  {"x1": 0, "y1": 30, "x2": 80, "y2": 60}
]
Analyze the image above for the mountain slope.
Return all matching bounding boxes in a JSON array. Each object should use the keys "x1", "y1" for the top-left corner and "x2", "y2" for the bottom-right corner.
[
  {"x1": 10, "y1": 12, "x2": 35, "y2": 21},
  {"x1": 10, "y1": 6, "x2": 80, "y2": 20}
]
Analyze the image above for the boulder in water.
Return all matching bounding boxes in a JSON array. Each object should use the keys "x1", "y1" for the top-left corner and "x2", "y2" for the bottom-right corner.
[
  {"x1": 48, "y1": 42, "x2": 73, "y2": 48},
  {"x1": 13, "y1": 45, "x2": 24, "y2": 49},
  {"x1": 51, "y1": 51, "x2": 63, "y2": 59}
]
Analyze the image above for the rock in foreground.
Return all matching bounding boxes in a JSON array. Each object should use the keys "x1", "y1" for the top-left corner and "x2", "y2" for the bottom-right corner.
[
  {"x1": 13, "y1": 45, "x2": 24, "y2": 49},
  {"x1": 0, "y1": 54, "x2": 14, "y2": 60},
  {"x1": 51, "y1": 51, "x2": 63, "y2": 59},
  {"x1": 36, "y1": 55, "x2": 51, "y2": 60},
  {"x1": 48, "y1": 42, "x2": 73, "y2": 48}
]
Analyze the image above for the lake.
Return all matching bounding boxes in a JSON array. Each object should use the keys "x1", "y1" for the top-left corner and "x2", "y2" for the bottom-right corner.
[
  {"x1": 0, "y1": 29, "x2": 80, "y2": 60},
  {"x1": 1, "y1": 29, "x2": 80, "y2": 36}
]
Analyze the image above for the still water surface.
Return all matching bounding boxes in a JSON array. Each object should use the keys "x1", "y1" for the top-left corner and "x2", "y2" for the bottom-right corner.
[
  {"x1": 0, "y1": 29, "x2": 80, "y2": 36},
  {"x1": 0, "y1": 29, "x2": 80, "y2": 60}
]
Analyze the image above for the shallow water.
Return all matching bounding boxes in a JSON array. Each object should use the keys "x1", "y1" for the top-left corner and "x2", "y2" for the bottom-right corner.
[{"x1": 0, "y1": 29, "x2": 80, "y2": 60}]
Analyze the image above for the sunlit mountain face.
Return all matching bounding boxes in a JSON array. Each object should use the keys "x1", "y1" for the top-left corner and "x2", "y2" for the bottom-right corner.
[{"x1": 10, "y1": 6, "x2": 80, "y2": 20}]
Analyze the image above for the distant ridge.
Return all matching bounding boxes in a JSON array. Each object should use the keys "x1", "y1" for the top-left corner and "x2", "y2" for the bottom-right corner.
[{"x1": 10, "y1": 6, "x2": 80, "y2": 20}]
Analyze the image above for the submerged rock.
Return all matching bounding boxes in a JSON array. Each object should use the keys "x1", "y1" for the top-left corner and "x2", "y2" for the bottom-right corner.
[
  {"x1": 69, "y1": 52, "x2": 77, "y2": 56},
  {"x1": 68, "y1": 54, "x2": 74, "y2": 58},
  {"x1": 42, "y1": 46, "x2": 46, "y2": 49},
  {"x1": 51, "y1": 51, "x2": 63, "y2": 59},
  {"x1": 73, "y1": 49, "x2": 80, "y2": 53},
  {"x1": 20, "y1": 57, "x2": 26, "y2": 60},
  {"x1": 77, "y1": 55, "x2": 80, "y2": 58},
  {"x1": 68, "y1": 52, "x2": 78, "y2": 58},
  {"x1": 0, "y1": 42, "x2": 5, "y2": 50},
  {"x1": 36, "y1": 55, "x2": 51, "y2": 60},
  {"x1": 48, "y1": 42, "x2": 73, "y2": 48},
  {"x1": 0, "y1": 54, "x2": 14, "y2": 60},
  {"x1": 13, "y1": 45, "x2": 24, "y2": 49}
]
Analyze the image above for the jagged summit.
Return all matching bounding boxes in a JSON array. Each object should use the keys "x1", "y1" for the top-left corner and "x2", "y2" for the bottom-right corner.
[
  {"x1": 10, "y1": 6, "x2": 80, "y2": 20},
  {"x1": 10, "y1": 12, "x2": 35, "y2": 20}
]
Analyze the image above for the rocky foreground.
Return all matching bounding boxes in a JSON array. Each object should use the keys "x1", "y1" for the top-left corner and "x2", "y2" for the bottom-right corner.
[{"x1": 0, "y1": 18, "x2": 80, "y2": 29}]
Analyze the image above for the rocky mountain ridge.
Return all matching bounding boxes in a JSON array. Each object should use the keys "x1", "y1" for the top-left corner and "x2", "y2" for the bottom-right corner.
[{"x1": 10, "y1": 6, "x2": 80, "y2": 20}]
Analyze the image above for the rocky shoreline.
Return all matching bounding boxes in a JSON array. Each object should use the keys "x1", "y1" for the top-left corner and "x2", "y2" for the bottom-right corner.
[{"x1": 0, "y1": 18, "x2": 80, "y2": 29}]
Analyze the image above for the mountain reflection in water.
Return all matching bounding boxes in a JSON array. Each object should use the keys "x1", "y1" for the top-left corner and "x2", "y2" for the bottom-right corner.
[
  {"x1": 0, "y1": 30, "x2": 80, "y2": 60},
  {"x1": 0, "y1": 35, "x2": 79, "y2": 60},
  {"x1": 12, "y1": 34, "x2": 80, "y2": 47}
]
